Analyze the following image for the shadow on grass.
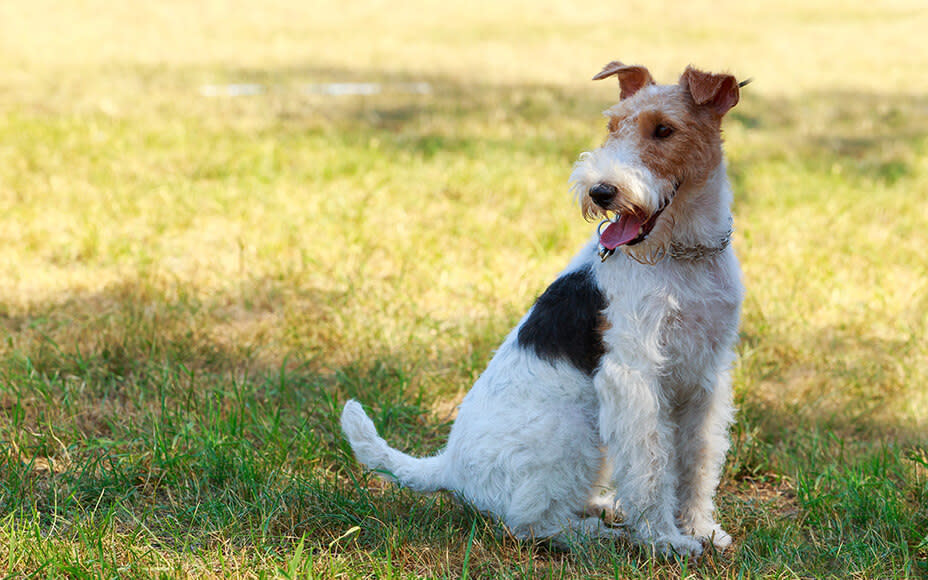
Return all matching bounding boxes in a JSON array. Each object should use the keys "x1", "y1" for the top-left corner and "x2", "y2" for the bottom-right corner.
[
  {"x1": 0, "y1": 276, "x2": 469, "y2": 558},
  {"x1": 2, "y1": 274, "x2": 926, "y2": 573}
]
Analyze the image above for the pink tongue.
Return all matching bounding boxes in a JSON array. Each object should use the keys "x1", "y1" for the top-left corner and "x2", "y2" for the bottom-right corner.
[{"x1": 600, "y1": 215, "x2": 643, "y2": 250}]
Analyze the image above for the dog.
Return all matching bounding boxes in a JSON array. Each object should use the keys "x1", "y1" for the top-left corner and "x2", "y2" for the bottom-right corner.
[{"x1": 341, "y1": 61, "x2": 745, "y2": 557}]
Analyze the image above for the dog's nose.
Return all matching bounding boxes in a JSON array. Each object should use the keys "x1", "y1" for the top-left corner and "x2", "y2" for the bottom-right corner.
[{"x1": 589, "y1": 183, "x2": 618, "y2": 208}]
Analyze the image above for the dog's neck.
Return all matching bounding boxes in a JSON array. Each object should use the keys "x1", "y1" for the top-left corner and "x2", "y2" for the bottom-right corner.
[
  {"x1": 668, "y1": 218, "x2": 732, "y2": 261},
  {"x1": 611, "y1": 161, "x2": 734, "y2": 266},
  {"x1": 664, "y1": 161, "x2": 734, "y2": 260}
]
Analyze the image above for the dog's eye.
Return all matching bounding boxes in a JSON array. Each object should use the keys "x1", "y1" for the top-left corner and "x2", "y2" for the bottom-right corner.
[{"x1": 653, "y1": 124, "x2": 674, "y2": 139}]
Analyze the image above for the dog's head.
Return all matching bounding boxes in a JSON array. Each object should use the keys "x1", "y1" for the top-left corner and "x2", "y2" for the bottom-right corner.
[{"x1": 569, "y1": 62, "x2": 742, "y2": 263}]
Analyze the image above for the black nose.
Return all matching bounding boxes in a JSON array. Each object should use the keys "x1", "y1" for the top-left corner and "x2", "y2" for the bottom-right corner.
[{"x1": 589, "y1": 183, "x2": 618, "y2": 208}]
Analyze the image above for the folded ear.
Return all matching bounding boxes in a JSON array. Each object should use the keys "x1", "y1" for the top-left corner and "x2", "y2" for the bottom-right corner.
[
  {"x1": 593, "y1": 61, "x2": 654, "y2": 100},
  {"x1": 681, "y1": 66, "x2": 740, "y2": 116}
]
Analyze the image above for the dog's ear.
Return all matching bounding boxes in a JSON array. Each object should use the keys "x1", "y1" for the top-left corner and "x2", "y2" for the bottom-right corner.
[
  {"x1": 680, "y1": 66, "x2": 740, "y2": 116},
  {"x1": 593, "y1": 61, "x2": 654, "y2": 100}
]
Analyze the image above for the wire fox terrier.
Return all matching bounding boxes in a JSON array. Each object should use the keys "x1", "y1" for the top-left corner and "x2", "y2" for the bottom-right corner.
[{"x1": 342, "y1": 61, "x2": 746, "y2": 557}]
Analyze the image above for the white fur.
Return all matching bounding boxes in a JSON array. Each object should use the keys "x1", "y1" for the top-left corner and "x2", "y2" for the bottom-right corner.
[
  {"x1": 570, "y1": 137, "x2": 670, "y2": 213},
  {"x1": 341, "y1": 73, "x2": 744, "y2": 557}
]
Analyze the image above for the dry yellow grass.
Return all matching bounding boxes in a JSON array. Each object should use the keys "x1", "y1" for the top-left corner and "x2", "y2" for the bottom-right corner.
[
  {"x1": 2, "y1": 0, "x2": 926, "y2": 92},
  {"x1": 4, "y1": 0, "x2": 926, "y2": 419},
  {"x1": 1, "y1": 0, "x2": 925, "y2": 429}
]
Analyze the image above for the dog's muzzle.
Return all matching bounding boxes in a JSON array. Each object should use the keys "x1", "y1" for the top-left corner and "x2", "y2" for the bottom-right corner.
[
  {"x1": 594, "y1": 179, "x2": 681, "y2": 262},
  {"x1": 589, "y1": 183, "x2": 618, "y2": 208}
]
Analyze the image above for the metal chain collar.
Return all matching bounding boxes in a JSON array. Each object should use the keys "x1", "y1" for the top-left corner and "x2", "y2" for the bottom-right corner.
[
  {"x1": 599, "y1": 217, "x2": 734, "y2": 264},
  {"x1": 667, "y1": 218, "x2": 734, "y2": 262}
]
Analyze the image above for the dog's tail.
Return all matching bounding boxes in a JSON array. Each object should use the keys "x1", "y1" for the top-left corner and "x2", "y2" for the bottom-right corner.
[{"x1": 340, "y1": 400, "x2": 449, "y2": 493}]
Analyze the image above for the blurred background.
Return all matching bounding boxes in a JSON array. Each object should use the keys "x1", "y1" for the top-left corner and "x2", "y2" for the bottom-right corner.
[{"x1": 0, "y1": 0, "x2": 926, "y2": 576}]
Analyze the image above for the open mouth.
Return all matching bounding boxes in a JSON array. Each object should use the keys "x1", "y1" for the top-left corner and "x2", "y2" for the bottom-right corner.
[{"x1": 598, "y1": 194, "x2": 675, "y2": 250}]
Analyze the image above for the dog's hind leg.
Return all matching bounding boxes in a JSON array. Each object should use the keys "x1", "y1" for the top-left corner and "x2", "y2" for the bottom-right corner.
[
  {"x1": 508, "y1": 512, "x2": 628, "y2": 549},
  {"x1": 549, "y1": 516, "x2": 630, "y2": 549}
]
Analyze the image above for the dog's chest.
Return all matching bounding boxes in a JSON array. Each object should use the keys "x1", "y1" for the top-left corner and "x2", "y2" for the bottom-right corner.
[
  {"x1": 597, "y1": 255, "x2": 741, "y2": 372},
  {"x1": 658, "y1": 294, "x2": 738, "y2": 358}
]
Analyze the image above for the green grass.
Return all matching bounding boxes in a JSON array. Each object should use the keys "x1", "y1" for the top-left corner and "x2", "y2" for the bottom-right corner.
[{"x1": 1, "y1": 0, "x2": 928, "y2": 577}]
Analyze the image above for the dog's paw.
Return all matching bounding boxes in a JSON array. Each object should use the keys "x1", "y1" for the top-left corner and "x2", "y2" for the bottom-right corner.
[
  {"x1": 583, "y1": 494, "x2": 623, "y2": 525},
  {"x1": 637, "y1": 532, "x2": 703, "y2": 558},
  {"x1": 695, "y1": 524, "x2": 732, "y2": 551}
]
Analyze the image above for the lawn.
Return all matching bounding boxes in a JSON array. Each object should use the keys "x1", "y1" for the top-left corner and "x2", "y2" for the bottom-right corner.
[{"x1": 1, "y1": 0, "x2": 927, "y2": 577}]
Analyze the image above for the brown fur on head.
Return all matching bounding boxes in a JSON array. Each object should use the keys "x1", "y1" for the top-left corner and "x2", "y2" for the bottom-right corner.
[
  {"x1": 579, "y1": 63, "x2": 742, "y2": 262},
  {"x1": 680, "y1": 66, "x2": 740, "y2": 117},
  {"x1": 593, "y1": 61, "x2": 654, "y2": 99},
  {"x1": 598, "y1": 65, "x2": 740, "y2": 196}
]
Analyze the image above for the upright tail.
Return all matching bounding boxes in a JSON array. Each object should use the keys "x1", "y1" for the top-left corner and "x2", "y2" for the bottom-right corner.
[{"x1": 340, "y1": 400, "x2": 449, "y2": 493}]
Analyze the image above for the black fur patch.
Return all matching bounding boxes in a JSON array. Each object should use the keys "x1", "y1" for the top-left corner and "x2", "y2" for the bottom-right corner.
[{"x1": 517, "y1": 267, "x2": 607, "y2": 375}]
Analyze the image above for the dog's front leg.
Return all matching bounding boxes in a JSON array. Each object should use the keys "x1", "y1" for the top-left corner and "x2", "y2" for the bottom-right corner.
[
  {"x1": 673, "y1": 368, "x2": 735, "y2": 550},
  {"x1": 594, "y1": 357, "x2": 702, "y2": 557}
]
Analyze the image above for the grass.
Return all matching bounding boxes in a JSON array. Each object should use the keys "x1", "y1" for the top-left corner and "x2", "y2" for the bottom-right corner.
[{"x1": 1, "y1": 0, "x2": 927, "y2": 577}]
